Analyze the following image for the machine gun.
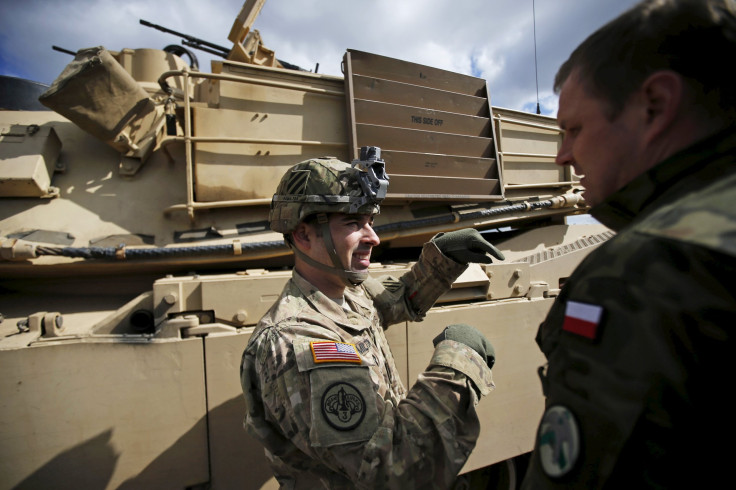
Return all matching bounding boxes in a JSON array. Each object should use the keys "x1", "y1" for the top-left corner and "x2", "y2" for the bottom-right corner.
[
  {"x1": 51, "y1": 1, "x2": 306, "y2": 72},
  {"x1": 139, "y1": 18, "x2": 305, "y2": 71},
  {"x1": 139, "y1": 19, "x2": 230, "y2": 58},
  {"x1": 50, "y1": 21, "x2": 226, "y2": 71}
]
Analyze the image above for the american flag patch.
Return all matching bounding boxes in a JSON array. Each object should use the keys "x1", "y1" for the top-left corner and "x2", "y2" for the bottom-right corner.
[
  {"x1": 563, "y1": 301, "x2": 604, "y2": 340},
  {"x1": 311, "y1": 341, "x2": 362, "y2": 364}
]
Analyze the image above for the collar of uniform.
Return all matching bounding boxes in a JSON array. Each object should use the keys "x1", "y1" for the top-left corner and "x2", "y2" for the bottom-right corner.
[
  {"x1": 291, "y1": 270, "x2": 372, "y2": 331},
  {"x1": 343, "y1": 284, "x2": 375, "y2": 318},
  {"x1": 591, "y1": 126, "x2": 736, "y2": 232}
]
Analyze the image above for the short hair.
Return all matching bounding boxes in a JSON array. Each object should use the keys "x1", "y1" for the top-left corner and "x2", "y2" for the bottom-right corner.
[
  {"x1": 554, "y1": 0, "x2": 736, "y2": 120},
  {"x1": 283, "y1": 214, "x2": 323, "y2": 248}
]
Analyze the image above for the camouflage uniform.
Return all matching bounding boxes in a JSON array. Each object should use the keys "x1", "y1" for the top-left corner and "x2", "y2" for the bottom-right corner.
[
  {"x1": 241, "y1": 241, "x2": 495, "y2": 489},
  {"x1": 522, "y1": 129, "x2": 736, "y2": 488}
]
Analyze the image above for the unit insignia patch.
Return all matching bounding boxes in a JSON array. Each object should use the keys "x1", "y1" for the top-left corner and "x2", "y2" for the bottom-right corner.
[
  {"x1": 538, "y1": 405, "x2": 581, "y2": 478},
  {"x1": 321, "y1": 382, "x2": 366, "y2": 431}
]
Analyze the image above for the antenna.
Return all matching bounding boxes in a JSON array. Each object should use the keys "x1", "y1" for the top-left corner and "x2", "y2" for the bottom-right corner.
[{"x1": 533, "y1": 0, "x2": 541, "y2": 114}]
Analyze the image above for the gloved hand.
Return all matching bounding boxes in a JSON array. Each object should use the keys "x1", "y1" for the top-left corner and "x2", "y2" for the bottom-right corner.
[
  {"x1": 433, "y1": 323, "x2": 495, "y2": 369},
  {"x1": 432, "y1": 228, "x2": 505, "y2": 265}
]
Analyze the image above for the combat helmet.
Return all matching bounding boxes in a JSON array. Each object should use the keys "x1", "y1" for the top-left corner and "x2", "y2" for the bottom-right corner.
[
  {"x1": 270, "y1": 146, "x2": 389, "y2": 286},
  {"x1": 270, "y1": 147, "x2": 389, "y2": 233}
]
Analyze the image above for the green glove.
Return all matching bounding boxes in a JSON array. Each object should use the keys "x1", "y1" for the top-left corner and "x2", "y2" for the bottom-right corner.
[
  {"x1": 433, "y1": 323, "x2": 496, "y2": 369},
  {"x1": 432, "y1": 228, "x2": 505, "y2": 265}
]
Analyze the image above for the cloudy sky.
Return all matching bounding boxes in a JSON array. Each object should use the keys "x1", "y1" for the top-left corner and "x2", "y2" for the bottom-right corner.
[{"x1": 0, "y1": 0, "x2": 639, "y2": 116}]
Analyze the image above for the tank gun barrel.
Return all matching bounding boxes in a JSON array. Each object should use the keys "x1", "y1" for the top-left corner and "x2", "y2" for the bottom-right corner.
[
  {"x1": 139, "y1": 19, "x2": 230, "y2": 58},
  {"x1": 181, "y1": 39, "x2": 229, "y2": 58},
  {"x1": 52, "y1": 45, "x2": 76, "y2": 56},
  {"x1": 0, "y1": 194, "x2": 583, "y2": 263}
]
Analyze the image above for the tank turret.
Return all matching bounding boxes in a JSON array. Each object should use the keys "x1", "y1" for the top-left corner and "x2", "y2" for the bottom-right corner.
[{"x1": 0, "y1": 1, "x2": 610, "y2": 488}]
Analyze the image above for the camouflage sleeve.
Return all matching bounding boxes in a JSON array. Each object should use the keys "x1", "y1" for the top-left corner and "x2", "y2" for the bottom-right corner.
[
  {"x1": 364, "y1": 240, "x2": 467, "y2": 325},
  {"x1": 430, "y1": 339, "x2": 495, "y2": 396},
  {"x1": 523, "y1": 229, "x2": 736, "y2": 488},
  {"x1": 353, "y1": 349, "x2": 492, "y2": 487},
  {"x1": 243, "y1": 325, "x2": 492, "y2": 489}
]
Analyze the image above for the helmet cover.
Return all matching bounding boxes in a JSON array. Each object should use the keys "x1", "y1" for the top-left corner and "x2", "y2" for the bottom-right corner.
[{"x1": 269, "y1": 156, "x2": 386, "y2": 233}]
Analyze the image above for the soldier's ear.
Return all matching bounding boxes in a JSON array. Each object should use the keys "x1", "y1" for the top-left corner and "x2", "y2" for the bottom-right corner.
[
  {"x1": 641, "y1": 70, "x2": 683, "y2": 144},
  {"x1": 292, "y1": 222, "x2": 312, "y2": 250}
]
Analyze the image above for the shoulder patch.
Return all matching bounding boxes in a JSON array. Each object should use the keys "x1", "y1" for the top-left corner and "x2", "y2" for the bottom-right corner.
[
  {"x1": 538, "y1": 405, "x2": 581, "y2": 478},
  {"x1": 309, "y1": 366, "x2": 378, "y2": 447},
  {"x1": 321, "y1": 382, "x2": 366, "y2": 430},
  {"x1": 562, "y1": 301, "x2": 604, "y2": 340},
  {"x1": 311, "y1": 341, "x2": 362, "y2": 364}
]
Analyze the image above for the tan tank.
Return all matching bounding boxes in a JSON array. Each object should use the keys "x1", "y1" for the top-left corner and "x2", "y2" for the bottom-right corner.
[{"x1": 0, "y1": 1, "x2": 611, "y2": 488}]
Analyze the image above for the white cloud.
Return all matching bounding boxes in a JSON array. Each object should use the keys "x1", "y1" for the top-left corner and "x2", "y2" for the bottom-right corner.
[{"x1": 1, "y1": 0, "x2": 640, "y2": 114}]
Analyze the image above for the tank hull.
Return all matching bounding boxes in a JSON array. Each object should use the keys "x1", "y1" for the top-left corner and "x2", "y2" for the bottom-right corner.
[{"x1": 0, "y1": 11, "x2": 610, "y2": 487}]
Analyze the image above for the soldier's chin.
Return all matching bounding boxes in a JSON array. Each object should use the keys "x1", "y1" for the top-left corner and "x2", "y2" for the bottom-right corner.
[{"x1": 580, "y1": 188, "x2": 605, "y2": 208}]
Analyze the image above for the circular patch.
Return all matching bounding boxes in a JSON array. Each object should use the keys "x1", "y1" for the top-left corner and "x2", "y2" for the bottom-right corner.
[
  {"x1": 321, "y1": 381, "x2": 366, "y2": 431},
  {"x1": 537, "y1": 405, "x2": 581, "y2": 478}
]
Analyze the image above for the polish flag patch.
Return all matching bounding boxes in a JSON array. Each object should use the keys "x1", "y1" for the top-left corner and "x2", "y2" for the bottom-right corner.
[{"x1": 562, "y1": 301, "x2": 604, "y2": 340}]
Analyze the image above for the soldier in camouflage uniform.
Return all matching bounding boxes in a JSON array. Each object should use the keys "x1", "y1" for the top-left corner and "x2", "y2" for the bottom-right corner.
[
  {"x1": 522, "y1": 0, "x2": 736, "y2": 488},
  {"x1": 241, "y1": 148, "x2": 503, "y2": 489}
]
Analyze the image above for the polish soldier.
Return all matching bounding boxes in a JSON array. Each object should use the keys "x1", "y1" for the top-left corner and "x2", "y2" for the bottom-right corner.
[
  {"x1": 241, "y1": 148, "x2": 503, "y2": 488},
  {"x1": 522, "y1": 0, "x2": 736, "y2": 488}
]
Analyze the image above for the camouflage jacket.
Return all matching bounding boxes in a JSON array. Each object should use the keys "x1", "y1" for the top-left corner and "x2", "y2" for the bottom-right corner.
[
  {"x1": 522, "y1": 128, "x2": 736, "y2": 489},
  {"x1": 241, "y1": 240, "x2": 495, "y2": 489}
]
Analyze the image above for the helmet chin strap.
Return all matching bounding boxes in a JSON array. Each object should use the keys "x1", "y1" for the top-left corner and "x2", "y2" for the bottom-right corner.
[{"x1": 292, "y1": 213, "x2": 368, "y2": 287}]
